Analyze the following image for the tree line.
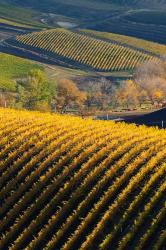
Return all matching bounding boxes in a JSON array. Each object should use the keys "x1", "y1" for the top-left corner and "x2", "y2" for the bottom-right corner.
[{"x1": 0, "y1": 59, "x2": 166, "y2": 114}]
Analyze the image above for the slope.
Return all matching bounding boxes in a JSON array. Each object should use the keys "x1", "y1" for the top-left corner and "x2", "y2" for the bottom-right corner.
[
  {"x1": 126, "y1": 108, "x2": 166, "y2": 128},
  {"x1": 14, "y1": 28, "x2": 158, "y2": 72},
  {"x1": 0, "y1": 108, "x2": 165, "y2": 250},
  {"x1": 0, "y1": 52, "x2": 43, "y2": 92}
]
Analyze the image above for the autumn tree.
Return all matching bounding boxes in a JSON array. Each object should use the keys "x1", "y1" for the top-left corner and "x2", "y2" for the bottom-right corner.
[
  {"x1": 134, "y1": 59, "x2": 166, "y2": 106},
  {"x1": 114, "y1": 80, "x2": 140, "y2": 108},
  {"x1": 54, "y1": 79, "x2": 86, "y2": 114}
]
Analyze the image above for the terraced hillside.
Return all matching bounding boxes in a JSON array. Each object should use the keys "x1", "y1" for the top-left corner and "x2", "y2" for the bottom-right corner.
[
  {"x1": 15, "y1": 29, "x2": 158, "y2": 72},
  {"x1": 0, "y1": 108, "x2": 166, "y2": 250}
]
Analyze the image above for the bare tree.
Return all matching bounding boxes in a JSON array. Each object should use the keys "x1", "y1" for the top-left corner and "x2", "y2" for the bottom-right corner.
[
  {"x1": 114, "y1": 80, "x2": 140, "y2": 108},
  {"x1": 134, "y1": 59, "x2": 166, "y2": 106},
  {"x1": 85, "y1": 77, "x2": 113, "y2": 110}
]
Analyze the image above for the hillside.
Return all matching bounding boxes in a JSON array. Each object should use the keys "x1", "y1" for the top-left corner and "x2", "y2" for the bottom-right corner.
[
  {"x1": 14, "y1": 28, "x2": 158, "y2": 72},
  {"x1": 5, "y1": 0, "x2": 166, "y2": 9},
  {"x1": 126, "y1": 108, "x2": 166, "y2": 128},
  {"x1": 0, "y1": 0, "x2": 166, "y2": 48},
  {"x1": 0, "y1": 108, "x2": 166, "y2": 249},
  {"x1": 0, "y1": 53, "x2": 43, "y2": 92},
  {"x1": 0, "y1": 1, "x2": 46, "y2": 28},
  {"x1": 99, "y1": 0, "x2": 166, "y2": 8},
  {"x1": 81, "y1": 29, "x2": 166, "y2": 56}
]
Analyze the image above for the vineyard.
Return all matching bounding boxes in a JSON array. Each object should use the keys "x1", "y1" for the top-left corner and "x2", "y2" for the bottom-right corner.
[
  {"x1": 0, "y1": 108, "x2": 166, "y2": 249},
  {"x1": 16, "y1": 29, "x2": 158, "y2": 72},
  {"x1": 81, "y1": 29, "x2": 166, "y2": 57}
]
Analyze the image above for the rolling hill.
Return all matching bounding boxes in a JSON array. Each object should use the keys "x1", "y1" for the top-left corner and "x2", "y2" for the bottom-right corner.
[
  {"x1": 0, "y1": 0, "x2": 165, "y2": 48},
  {"x1": 0, "y1": 1, "x2": 46, "y2": 29},
  {"x1": 1, "y1": 0, "x2": 165, "y2": 44},
  {"x1": 14, "y1": 28, "x2": 158, "y2": 72},
  {"x1": 0, "y1": 108, "x2": 166, "y2": 249}
]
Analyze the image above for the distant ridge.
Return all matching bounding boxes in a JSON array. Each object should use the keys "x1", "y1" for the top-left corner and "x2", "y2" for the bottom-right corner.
[
  {"x1": 97, "y1": 0, "x2": 166, "y2": 8},
  {"x1": 5, "y1": 0, "x2": 166, "y2": 9}
]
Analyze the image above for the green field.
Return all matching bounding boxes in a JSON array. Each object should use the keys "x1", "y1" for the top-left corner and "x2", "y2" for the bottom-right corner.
[
  {"x1": 0, "y1": 53, "x2": 43, "y2": 91},
  {"x1": 0, "y1": 2, "x2": 47, "y2": 28},
  {"x1": 0, "y1": 17, "x2": 35, "y2": 29}
]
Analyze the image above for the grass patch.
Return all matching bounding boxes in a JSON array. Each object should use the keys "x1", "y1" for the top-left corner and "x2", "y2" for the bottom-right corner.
[
  {"x1": 0, "y1": 17, "x2": 34, "y2": 29},
  {"x1": 0, "y1": 52, "x2": 43, "y2": 91}
]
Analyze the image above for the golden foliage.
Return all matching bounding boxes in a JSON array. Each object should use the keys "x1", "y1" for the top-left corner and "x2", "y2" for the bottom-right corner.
[{"x1": 0, "y1": 108, "x2": 165, "y2": 250}]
